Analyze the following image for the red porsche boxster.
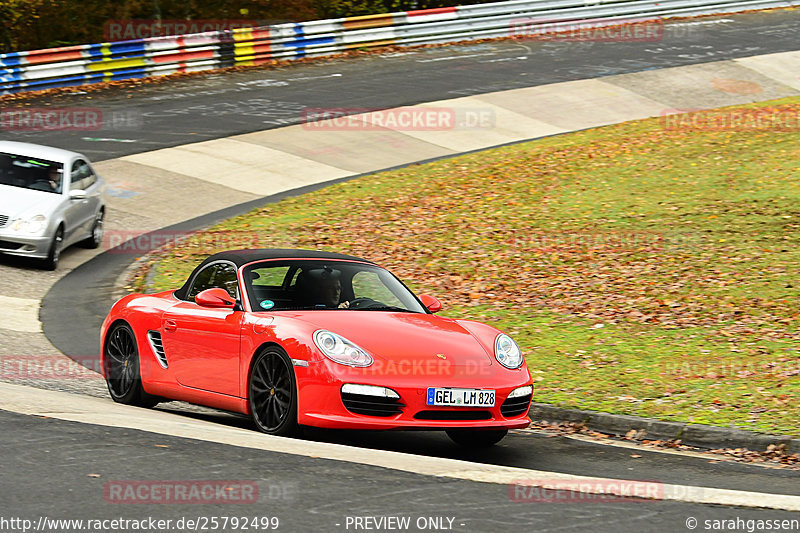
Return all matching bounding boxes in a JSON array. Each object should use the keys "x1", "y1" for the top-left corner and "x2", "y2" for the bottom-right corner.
[{"x1": 101, "y1": 249, "x2": 533, "y2": 446}]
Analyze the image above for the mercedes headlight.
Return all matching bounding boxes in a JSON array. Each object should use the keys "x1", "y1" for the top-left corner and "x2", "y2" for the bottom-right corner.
[{"x1": 11, "y1": 215, "x2": 47, "y2": 234}]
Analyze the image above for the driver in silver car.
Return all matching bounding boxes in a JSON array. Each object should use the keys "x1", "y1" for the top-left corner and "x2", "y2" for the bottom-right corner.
[
  {"x1": 28, "y1": 165, "x2": 62, "y2": 193},
  {"x1": 46, "y1": 166, "x2": 62, "y2": 193}
]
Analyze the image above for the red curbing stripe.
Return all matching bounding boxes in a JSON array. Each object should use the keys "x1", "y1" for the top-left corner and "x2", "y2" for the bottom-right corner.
[
  {"x1": 247, "y1": 43, "x2": 272, "y2": 54},
  {"x1": 25, "y1": 51, "x2": 85, "y2": 64},
  {"x1": 406, "y1": 6, "x2": 457, "y2": 17},
  {"x1": 25, "y1": 44, "x2": 87, "y2": 56},
  {"x1": 249, "y1": 28, "x2": 271, "y2": 40}
]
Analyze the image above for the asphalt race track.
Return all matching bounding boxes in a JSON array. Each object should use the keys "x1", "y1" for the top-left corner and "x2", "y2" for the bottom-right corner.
[
  {"x1": 1, "y1": 9, "x2": 800, "y2": 531},
  {"x1": 3, "y1": 410, "x2": 797, "y2": 533},
  {"x1": 3, "y1": 10, "x2": 800, "y2": 162}
]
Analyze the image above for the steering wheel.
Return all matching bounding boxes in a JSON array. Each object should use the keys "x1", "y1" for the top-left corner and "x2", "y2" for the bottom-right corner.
[
  {"x1": 29, "y1": 179, "x2": 53, "y2": 191},
  {"x1": 348, "y1": 297, "x2": 384, "y2": 309}
]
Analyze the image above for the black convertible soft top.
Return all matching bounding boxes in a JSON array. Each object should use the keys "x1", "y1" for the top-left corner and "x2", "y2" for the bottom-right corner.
[{"x1": 173, "y1": 248, "x2": 374, "y2": 300}]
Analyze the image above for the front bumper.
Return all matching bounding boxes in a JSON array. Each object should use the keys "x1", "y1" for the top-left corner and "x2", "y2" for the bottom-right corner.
[
  {"x1": 295, "y1": 358, "x2": 533, "y2": 431},
  {"x1": 0, "y1": 229, "x2": 51, "y2": 259}
]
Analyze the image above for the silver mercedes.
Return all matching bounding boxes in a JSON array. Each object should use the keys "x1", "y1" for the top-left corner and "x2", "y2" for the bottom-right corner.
[{"x1": 0, "y1": 141, "x2": 106, "y2": 270}]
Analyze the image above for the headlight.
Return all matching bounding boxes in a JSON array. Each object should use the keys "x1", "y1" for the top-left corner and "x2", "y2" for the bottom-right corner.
[
  {"x1": 495, "y1": 333, "x2": 524, "y2": 369},
  {"x1": 313, "y1": 330, "x2": 373, "y2": 367},
  {"x1": 10, "y1": 215, "x2": 47, "y2": 234}
]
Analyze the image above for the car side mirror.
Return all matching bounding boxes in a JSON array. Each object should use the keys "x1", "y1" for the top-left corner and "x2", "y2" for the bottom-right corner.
[
  {"x1": 195, "y1": 288, "x2": 236, "y2": 309},
  {"x1": 419, "y1": 294, "x2": 442, "y2": 313},
  {"x1": 69, "y1": 189, "x2": 87, "y2": 200}
]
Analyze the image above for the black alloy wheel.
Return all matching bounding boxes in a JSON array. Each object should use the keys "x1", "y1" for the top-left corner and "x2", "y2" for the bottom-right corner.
[
  {"x1": 104, "y1": 323, "x2": 159, "y2": 408},
  {"x1": 249, "y1": 347, "x2": 298, "y2": 436}
]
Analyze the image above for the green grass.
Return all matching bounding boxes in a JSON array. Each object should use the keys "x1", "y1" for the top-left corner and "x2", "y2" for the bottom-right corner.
[{"x1": 139, "y1": 97, "x2": 800, "y2": 435}]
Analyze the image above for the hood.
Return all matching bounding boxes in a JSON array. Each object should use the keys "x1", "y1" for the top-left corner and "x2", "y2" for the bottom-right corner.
[
  {"x1": 289, "y1": 311, "x2": 495, "y2": 366},
  {"x1": 0, "y1": 185, "x2": 60, "y2": 217}
]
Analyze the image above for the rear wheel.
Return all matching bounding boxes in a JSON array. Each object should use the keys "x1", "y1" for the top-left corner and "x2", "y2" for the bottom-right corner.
[
  {"x1": 446, "y1": 428, "x2": 508, "y2": 448},
  {"x1": 248, "y1": 346, "x2": 298, "y2": 436},
  {"x1": 104, "y1": 323, "x2": 159, "y2": 408},
  {"x1": 42, "y1": 226, "x2": 63, "y2": 270}
]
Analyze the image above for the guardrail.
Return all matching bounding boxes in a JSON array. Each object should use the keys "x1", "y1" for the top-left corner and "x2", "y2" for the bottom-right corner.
[{"x1": 1, "y1": 0, "x2": 798, "y2": 95}]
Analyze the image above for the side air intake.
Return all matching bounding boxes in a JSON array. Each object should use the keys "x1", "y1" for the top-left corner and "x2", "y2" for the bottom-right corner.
[{"x1": 147, "y1": 331, "x2": 168, "y2": 369}]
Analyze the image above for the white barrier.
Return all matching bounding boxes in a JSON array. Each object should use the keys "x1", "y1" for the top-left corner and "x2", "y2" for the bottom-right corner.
[{"x1": 1, "y1": 0, "x2": 798, "y2": 94}]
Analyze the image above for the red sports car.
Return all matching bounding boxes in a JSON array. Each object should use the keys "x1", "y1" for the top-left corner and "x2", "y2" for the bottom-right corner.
[{"x1": 101, "y1": 249, "x2": 533, "y2": 446}]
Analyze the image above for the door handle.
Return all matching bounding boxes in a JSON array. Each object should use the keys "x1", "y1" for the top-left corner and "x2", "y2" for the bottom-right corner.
[{"x1": 164, "y1": 319, "x2": 177, "y2": 332}]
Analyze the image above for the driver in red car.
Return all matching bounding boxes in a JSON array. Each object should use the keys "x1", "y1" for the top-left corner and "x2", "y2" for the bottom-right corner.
[{"x1": 306, "y1": 267, "x2": 350, "y2": 308}]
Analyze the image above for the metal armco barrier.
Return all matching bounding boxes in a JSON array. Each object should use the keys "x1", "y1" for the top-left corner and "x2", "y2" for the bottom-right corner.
[{"x1": 2, "y1": 0, "x2": 799, "y2": 94}]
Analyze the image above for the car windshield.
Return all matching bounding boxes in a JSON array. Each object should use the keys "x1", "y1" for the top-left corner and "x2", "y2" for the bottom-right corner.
[
  {"x1": 0, "y1": 152, "x2": 64, "y2": 194},
  {"x1": 243, "y1": 259, "x2": 427, "y2": 313}
]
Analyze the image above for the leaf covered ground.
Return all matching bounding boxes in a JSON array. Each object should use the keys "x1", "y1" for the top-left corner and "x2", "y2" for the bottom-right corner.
[{"x1": 139, "y1": 97, "x2": 800, "y2": 435}]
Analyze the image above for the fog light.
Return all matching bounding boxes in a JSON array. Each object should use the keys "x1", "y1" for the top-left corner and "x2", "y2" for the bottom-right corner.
[
  {"x1": 508, "y1": 385, "x2": 533, "y2": 398},
  {"x1": 341, "y1": 384, "x2": 399, "y2": 399}
]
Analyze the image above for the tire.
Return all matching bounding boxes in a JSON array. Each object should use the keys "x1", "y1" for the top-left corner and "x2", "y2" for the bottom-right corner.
[
  {"x1": 248, "y1": 346, "x2": 298, "y2": 436},
  {"x1": 104, "y1": 322, "x2": 160, "y2": 408},
  {"x1": 42, "y1": 226, "x2": 63, "y2": 271},
  {"x1": 81, "y1": 210, "x2": 104, "y2": 249},
  {"x1": 446, "y1": 428, "x2": 508, "y2": 448}
]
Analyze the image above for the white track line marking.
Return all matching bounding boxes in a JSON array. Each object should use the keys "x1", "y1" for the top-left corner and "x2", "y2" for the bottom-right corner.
[
  {"x1": 416, "y1": 52, "x2": 498, "y2": 62},
  {"x1": 1, "y1": 382, "x2": 799, "y2": 511}
]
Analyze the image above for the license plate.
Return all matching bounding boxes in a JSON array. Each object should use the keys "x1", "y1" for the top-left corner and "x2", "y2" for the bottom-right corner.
[{"x1": 426, "y1": 387, "x2": 495, "y2": 407}]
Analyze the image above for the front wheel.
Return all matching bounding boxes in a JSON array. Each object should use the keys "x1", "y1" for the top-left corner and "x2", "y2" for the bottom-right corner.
[
  {"x1": 42, "y1": 226, "x2": 63, "y2": 270},
  {"x1": 248, "y1": 346, "x2": 298, "y2": 436},
  {"x1": 446, "y1": 428, "x2": 508, "y2": 448},
  {"x1": 104, "y1": 322, "x2": 159, "y2": 408}
]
